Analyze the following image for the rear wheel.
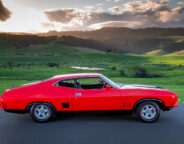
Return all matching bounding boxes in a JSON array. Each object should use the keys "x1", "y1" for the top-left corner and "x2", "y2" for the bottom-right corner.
[
  {"x1": 136, "y1": 101, "x2": 160, "y2": 123},
  {"x1": 30, "y1": 103, "x2": 54, "y2": 122}
]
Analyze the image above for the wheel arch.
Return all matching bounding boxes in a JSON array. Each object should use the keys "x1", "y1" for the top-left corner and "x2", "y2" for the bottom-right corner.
[
  {"x1": 25, "y1": 102, "x2": 57, "y2": 113},
  {"x1": 133, "y1": 98, "x2": 165, "y2": 112}
]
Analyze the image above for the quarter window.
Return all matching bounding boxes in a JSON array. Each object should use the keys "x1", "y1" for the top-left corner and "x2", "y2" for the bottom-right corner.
[{"x1": 54, "y1": 79, "x2": 74, "y2": 88}]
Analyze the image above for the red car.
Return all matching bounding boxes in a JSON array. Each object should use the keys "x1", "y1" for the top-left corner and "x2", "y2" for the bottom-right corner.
[{"x1": 0, "y1": 73, "x2": 179, "y2": 123}]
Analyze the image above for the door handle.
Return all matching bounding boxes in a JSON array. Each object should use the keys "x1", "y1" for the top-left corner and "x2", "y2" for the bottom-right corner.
[{"x1": 75, "y1": 93, "x2": 82, "y2": 96}]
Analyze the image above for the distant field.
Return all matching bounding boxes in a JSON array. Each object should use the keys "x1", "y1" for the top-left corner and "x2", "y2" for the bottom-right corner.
[{"x1": 0, "y1": 52, "x2": 184, "y2": 102}]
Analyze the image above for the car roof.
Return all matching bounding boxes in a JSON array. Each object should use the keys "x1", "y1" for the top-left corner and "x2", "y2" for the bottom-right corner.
[{"x1": 52, "y1": 73, "x2": 103, "y2": 79}]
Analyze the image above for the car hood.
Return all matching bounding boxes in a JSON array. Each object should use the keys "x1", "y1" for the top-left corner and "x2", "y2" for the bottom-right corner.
[{"x1": 117, "y1": 83, "x2": 164, "y2": 90}]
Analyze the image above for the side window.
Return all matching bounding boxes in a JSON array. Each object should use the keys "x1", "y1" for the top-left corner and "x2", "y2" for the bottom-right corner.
[
  {"x1": 76, "y1": 77, "x2": 106, "y2": 90},
  {"x1": 54, "y1": 79, "x2": 74, "y2": 88}
]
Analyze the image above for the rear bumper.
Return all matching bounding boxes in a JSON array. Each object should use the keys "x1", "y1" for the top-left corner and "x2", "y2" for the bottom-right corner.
[
  {"x1": 0, "y1": 99, "x2": 4, "y2": 110},
  {"x1": 4, "y1": 109, "x2": 26, "y2": 114},
  {"x1": 0, "y1": 98, "x2": 7, "y2": 110}
]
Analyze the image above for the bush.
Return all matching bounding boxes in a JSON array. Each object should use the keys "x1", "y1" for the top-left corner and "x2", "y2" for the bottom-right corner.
[
  {"x1": 112, "y1": 66, "x2": 117, "y2": 70},
  {"x1": 120, "y1": 70, "x2": 125, "y2": 76},
  {"x1": 107, "y1": 49, "x2": 113, "y2": 53},
  {"x1": 126, "y1": 65, "x2": 164, "y2": 78},
  {"x1": 128, "y1": 66, "x2": 147, "y2": 78},
  {"x1": 6, "y1": 60, "x2": 15, "y2": 69},
  {"x1": 47, "y1": 63, "x2": 60, "y2": 68}
]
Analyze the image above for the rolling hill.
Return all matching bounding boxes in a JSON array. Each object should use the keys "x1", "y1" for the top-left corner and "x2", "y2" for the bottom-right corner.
[
  {"x1": 1, "y1": 27, "x2": 184, "y2": 55},
  {"x1": 0, "y1": 33, "x2": 105, "y2": 56},
  {"x1": 38, "y1": 27, "x2": 184, "y2": 55}
]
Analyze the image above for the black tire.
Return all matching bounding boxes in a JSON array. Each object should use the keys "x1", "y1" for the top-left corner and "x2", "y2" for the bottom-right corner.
[
  {"x1": 30, "y1": 103, "x2": 54, "y2": 123},
  {"x1": 136, "y1": 101, "x2": 160, "y2": 123}
]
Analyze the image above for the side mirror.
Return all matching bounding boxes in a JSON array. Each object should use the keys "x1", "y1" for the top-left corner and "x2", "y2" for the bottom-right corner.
[{"x1": 105, "y1": 85, "x2": 111, "y2": 90}]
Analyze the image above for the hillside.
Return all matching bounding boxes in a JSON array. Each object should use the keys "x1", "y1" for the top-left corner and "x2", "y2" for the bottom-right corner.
[
  {"x1": 0, "y1": 33, "x2": 105, "y2": 56},
  {"x1": 1, "y1": 27, "x2": 184, "y2": 55},
  {"x1": 39, "y1": 27, "x2": 184, "y2": 54},
  {"x1": 39, "y1": 27, "x2": 184, "y2": 38}
]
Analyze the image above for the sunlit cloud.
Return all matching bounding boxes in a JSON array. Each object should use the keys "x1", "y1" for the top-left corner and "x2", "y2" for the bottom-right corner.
[
  {"x1": 177, "y1": 1, "x2": 184, "y2": 5},
  {"x1": 123, "y1": 0, "x2": 170, "y2": 13},
  {"x1": 114, "y1": 0, "x2": 121, "y2": 2},
  {"x1": 108, "y1": 6, "x2": 123, "y2": 14},
  {"x1": 106, "y1": 0, "x2": 121, "y2": 2},
  {"x1": 90, "y1": 21, "x2": 141, "y2": 29},
  {"x1": 95, "y1": 7, "x2": 105, "y2": 13},
  {"x1": 45, "y1": 9, "x2": 79, "y2": 24},
  {"x1": 158, "y1": 7, "x2": 184, "y2": 23},
  {"x1": 41, "y1": 23, "x2": 55, "y2": 28}
]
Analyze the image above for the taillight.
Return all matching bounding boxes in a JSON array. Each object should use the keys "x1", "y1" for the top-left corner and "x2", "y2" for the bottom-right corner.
[
  {"x1": 0, "y1": 99, "x2": 7, "y2": 110},
  {"x1": 3, "y1": 103, "x2": 7, "y2": 109}
]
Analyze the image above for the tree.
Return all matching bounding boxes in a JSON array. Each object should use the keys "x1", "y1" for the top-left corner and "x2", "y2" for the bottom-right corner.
[
  {"x1": 6, "y1": 60, "x2": 14, "y2": 69},
  {"x1": 128, "y1": 66, "x2": 147, "y2": 78}
]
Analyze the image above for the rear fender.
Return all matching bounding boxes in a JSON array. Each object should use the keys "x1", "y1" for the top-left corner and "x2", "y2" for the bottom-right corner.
[{"x1": 25, "y1": 102, "x2": 57, "y2": 113}]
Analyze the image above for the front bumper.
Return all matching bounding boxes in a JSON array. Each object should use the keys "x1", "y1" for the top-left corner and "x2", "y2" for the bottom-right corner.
[
  {"x1": 171, "y1": 102, "x2": 179, "y2": 108},
  {"x1": 163, "y1": 102, "x2": 179, "y2": 111}
]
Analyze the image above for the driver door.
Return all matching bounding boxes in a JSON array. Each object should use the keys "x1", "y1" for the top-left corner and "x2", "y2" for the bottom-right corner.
[{"x1": 72, "y1": 77, "x2": 121, "y2": 111}]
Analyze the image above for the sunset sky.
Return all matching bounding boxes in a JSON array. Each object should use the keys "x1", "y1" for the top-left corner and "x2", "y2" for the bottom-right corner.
[{"x1": 0, "y1": 0, "x2": 184, "y2": 33}]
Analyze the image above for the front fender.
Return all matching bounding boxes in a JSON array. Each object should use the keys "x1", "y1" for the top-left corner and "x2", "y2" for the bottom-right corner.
[{"x1": 133, "y1": 98, "x2": 165, "y2": 111}]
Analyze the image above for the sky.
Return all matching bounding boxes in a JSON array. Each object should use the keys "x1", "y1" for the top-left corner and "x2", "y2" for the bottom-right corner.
[{"x1": 0, "y1": 0, "x2": 184, "y2": 33}]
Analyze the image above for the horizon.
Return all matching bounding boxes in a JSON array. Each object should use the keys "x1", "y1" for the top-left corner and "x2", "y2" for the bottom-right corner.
[
  {"x1": 0, "y1": 0, "x2": 184, "y2": 33},
  {"x1": 2, "y1": 26, "x2": 184, "y2": 35}
]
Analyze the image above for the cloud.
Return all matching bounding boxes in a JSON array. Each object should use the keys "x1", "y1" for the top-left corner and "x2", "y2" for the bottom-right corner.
[
  {"x1": 158, "y1": 7, "x2": 184, "y2": 23},
  {"x1": 114, "y1": 0, "x2": 121, "y2": 2},
  {"x1": 44, "y1": 0, "x2": 184, "y2": 31},
  {"x1": 177, "y1": 1, "x2": 184, "y2": 5},
  {"x1": 95, "y1": 7, "x2": 105, "y2": 13},
  {"x1": 45, "y1": 8, "x2": 125, "y2": 26},
  {"x1": 96, "y1": 3, "x2": 103, "y2": 7},
  {"x1": 123, "y1": 0, "x2": 170, "y2": 13},
  {"x1": 0, "y1": 0, "x2": 12, "y2": 21},
  {"x1": 160, "y1": 0, "x2": 170, "y2": 3},
  {"x1": 90, "y1": 21, "x2": 141, "y2": 29},
  {"x1": 106, "y1": 0, "x2": 121, "y2": 2},
  {"x1": 108, "y1": 6, "x2": 123, "y2": 14},
  {"x1": 41, "y1": 23, "x2": 55, "y2": 28},
  {"x1": 45, "y1": 9, "x2": 78, "y2": 24}
]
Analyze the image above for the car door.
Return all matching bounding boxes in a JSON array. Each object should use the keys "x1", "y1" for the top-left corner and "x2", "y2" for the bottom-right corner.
[{"x1": 73, "y1": 78, "x2": 121, "y2": 111}]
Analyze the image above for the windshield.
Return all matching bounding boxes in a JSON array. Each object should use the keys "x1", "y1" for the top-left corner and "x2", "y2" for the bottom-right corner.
[{"x1": 101, "y1": 76, "x2": 119, "y2": 88}]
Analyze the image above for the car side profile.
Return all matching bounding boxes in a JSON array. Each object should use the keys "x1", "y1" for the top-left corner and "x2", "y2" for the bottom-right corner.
[{"x1": 0, "y1": 73, "x2": 179, "y2": 123}]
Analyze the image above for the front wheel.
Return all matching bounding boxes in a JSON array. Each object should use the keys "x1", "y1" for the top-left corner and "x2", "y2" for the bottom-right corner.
[
  {"x1": 30, "y1": 103, "x2": 54, "y2": 122},
  {"x1": 136, "y1": 101, "x2": 160, "y2": 123}
]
